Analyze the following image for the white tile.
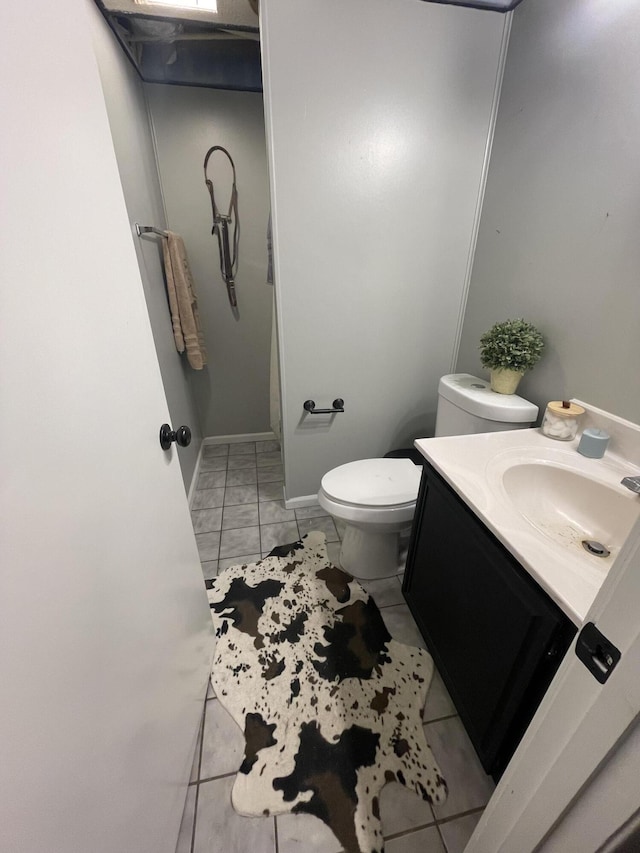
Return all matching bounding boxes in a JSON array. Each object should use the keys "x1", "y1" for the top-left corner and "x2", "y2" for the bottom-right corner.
[
  {"x1": 258, "y1": 481, "x2": 284, "y2": 502},
  {"x1": 217, "y1": 554, "x2": 261, "y2": 573},
  {"x1": 276, "y1": 812, "x2": 341, "y2": 853},
  {"x1": 380, "y1": 605, "x2": 426, "y2": 649},
  {"x1": 257, "y1": 465, "x2": 284, "y2": 483},
  {"x1": 227, "y1": 456, "x2": 257, "y2": 470},
  {"x1": 327, "y1": 541, "x2": 342, "y2": 565},
  {"x1": 191, "y1": 508, "x2": 223, "y2": 534},
  {"x1": 219, "y1": 526, "x2": 261, "y2": 558},
  {"x1": 203, "y1": 443, "x2": 229, "y2": 457},
  {"x1": 297, "y1": 516, "x2": 339, "y2": 542},
  {"x1": 199, "y1": 699, "x2": 245, "y2": 780},
  {"x1": 385, "y1": 824, "x2": 445, "y2": 853},
  {"x1": 294, "y1": 502, "x2": 329, "y2": 520},
  {"x1": 192, "y1": 488, "x2": 225, "y2": 510},
  {"x1": 358, "y1": 575, "x2": 404, "y2": 608},
  {"x1": 256, "y1": 439, "x2": 280, "y2": 453},
  {"x1": 260, "y1": 521, "x2": 300, "y2": 552},
  {"x1": 380, "y1": 781, "x2": 435, "y2": 838},
  {"x1": 194, "y1": 776, "x2": 276, "y2": 853},
  {"x1": 222, "y1": 503, "x2": 260, "y2": 530},
  {"x1": 201, "y1": 561, "x2": 218, "y2": 581},
  {"x1": 224, "y1": 484, "x2": 258, "y2": 506},
  {"x1": 423, "y1": 669, "x2": 457, "y2": 722},
  {"x1": 196, "y1": 470, "x2": 226, "y2": 490},
  {"x1": 258, "y1": 500, "x2": 296, "y2": 525},
  {"x1": 226, "y1": 468, "x2": 258, "y2": 487},
  {"x1": 175, "y1": 785, "x2": 197, "y2": 853},
  {"x1": 199, "y1": 456, "x2": 228, "y2": 472},
  {"x1": 439, "y1": 812, "x2": 482, "y2": 853},
  {"x1": 256, "y1": 450, "x2": 282, "y2": 467},
  {"x1": 425, "y1": 717, "x2": 494, "y2": 820},
  {"x1": 229, "y1": 441, "x2": 256, "y2": 456},
  {"x1": 207, "y1": 678, "x2": 215, "y2": 699},
  {"x1": 195, "y1": 532, "x2": 221, "y2": 562}
]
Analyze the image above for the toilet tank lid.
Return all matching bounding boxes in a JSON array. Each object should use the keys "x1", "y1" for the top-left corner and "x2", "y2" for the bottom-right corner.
[
  {"x1": 321, "y1": 458, "x2": 421, "y2": 507},
  {"x1": 438, "y1": 374, "x2": 539, "y2": 423}
]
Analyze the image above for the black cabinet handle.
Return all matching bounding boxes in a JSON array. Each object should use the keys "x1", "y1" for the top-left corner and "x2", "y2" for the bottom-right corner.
[
  {"x1": 303, "y1": 398, "x2": 345, "y2": 414},
  {"x1": 159, "y1": 423, "x2": 192, "y2": 450}
]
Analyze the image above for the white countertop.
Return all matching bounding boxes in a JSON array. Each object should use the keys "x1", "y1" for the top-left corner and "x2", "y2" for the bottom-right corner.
[{"x1": 414, "y1": 427, "x2": 640, "y2": 626}]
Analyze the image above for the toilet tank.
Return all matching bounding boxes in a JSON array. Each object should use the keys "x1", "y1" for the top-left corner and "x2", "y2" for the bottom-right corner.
[{"x1": 435, "y1": 374, "x2": 538, "y2": 437}]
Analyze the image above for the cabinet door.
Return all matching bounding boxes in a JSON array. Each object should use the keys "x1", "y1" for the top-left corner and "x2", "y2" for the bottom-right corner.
[{"x1": 404, "y1": 465, "x2": 575, "y2": 775}]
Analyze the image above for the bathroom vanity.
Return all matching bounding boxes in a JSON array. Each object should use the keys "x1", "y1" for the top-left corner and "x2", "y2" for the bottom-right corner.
[
  {"x1": 403, "y1": 462, "x2": 576, "y2": 777},
  {"x1": 403, "y1": 417, "x2": 640, "y2": 778}
]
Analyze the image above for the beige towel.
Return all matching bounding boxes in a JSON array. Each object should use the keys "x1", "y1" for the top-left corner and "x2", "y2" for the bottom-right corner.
[{"x1": 162, "y1": 231, "x2": 207, "y2": 370}]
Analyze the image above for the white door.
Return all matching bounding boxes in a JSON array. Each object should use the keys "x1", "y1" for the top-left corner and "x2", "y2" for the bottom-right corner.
[
  {"x1": 0, "y1": 3, "x2": 214, "y2": 853},
  {"x1": 466, "y1": 517, "x2": 640, "y2": 852}
]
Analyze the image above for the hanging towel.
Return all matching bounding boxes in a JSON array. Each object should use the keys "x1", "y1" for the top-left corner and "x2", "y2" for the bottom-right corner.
[{"x1": 162, "y1": 231, "x2": 208, "y2": 370}]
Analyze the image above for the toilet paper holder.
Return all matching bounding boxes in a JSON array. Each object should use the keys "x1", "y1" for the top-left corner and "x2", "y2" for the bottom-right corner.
[{"x1": 303, "y1": 398, "x2": 345, "y2": 414}]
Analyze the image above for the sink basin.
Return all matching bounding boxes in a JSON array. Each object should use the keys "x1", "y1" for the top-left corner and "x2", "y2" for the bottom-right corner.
[{"x1": 502, "y1": 463, "x2": 640, "y2": 561}]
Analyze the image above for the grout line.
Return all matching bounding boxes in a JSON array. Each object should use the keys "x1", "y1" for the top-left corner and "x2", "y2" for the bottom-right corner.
[
  {"x1": 384, "y1": 817, "x2": 437, "y2": 841},
  {"x1": 197, "y1": 769, "x2": 237, "y2": 785},
  {"x1": 190, "y1": 781, "x2": 199, "y2": 853},
  {"x1": 435, "y1": 805, "x2": 486, "y2": 827},
  {"x1": 273, "y1": 815, "x2": 279, "y2": 853},
  {"x1": 189, "y1": 700, "x2": 207, "y2": 853},
  {"x1": 352, "y1": 572, "x2": 404, "y2": 582},
  {"x1": 435, "y1": 821, "x2": 448, "y2": 851},
  {"x1": 423, "y1": 713, "x2": 459, "y2": 726}
]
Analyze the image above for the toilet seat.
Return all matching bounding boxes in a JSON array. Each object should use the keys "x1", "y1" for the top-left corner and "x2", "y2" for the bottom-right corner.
[
  {"x1": 321, "y1": 458, "x2": 421, "y2": 506},
  {"x1": 319, "y1": 458, "x2": 421, "y2": 526}
]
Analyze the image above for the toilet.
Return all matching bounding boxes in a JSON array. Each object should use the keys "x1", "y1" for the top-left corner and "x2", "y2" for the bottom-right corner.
[{"x1": 318, "y1": 373, "x2": 539, "y2": 579}]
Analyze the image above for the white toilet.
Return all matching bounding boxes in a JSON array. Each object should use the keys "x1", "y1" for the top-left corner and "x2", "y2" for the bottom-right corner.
[{"x1": 318, "y1": 373, "x2": 539, "y2": 579}]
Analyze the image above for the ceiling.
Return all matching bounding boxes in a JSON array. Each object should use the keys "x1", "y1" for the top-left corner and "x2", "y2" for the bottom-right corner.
[{"x1": 95, "y1": 0, "x2": 526, "y2": 92}]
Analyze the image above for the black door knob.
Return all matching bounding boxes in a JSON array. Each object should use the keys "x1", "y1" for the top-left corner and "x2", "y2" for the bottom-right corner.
[{"x1": 159, "y1": 423, "x2": 192, "y2": 451}]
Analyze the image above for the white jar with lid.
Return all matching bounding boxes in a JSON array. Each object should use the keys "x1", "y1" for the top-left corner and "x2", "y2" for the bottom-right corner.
[{"x1": 541, "y1": 401, "x2": 585, "y2": 441}]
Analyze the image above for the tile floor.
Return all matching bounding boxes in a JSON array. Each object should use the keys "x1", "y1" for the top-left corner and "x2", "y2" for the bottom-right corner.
[{"x1": 179, "y1": 440, "x2": 494, "y2": 853}]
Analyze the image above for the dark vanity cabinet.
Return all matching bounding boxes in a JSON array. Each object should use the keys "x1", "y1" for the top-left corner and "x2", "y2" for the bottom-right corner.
[{"x1": 403, "y1": 463, "x2": 577, "y2": 778}]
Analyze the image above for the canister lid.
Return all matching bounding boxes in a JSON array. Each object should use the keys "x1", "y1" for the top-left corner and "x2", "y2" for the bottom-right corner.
[
  {"x1": 438, "y1": 374, "x2": 538, "y2": 423},
  {"x1": 546, "y1": 401, "x2": 585, "y2": 418}
]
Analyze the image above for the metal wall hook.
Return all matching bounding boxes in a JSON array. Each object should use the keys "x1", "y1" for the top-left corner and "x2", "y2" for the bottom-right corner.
[{"x1": 303, "y1": 398, "x2": 345, "y2": 414}]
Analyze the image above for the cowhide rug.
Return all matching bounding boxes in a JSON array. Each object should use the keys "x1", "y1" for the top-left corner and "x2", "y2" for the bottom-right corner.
[{"x1": 207, "y1": 531, "x2": 447, "y2": 853}]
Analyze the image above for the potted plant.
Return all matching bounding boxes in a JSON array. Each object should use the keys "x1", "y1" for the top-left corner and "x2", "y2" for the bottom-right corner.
[{"x1": 479, "y1": 318, "x2": 544, "y2": 394}]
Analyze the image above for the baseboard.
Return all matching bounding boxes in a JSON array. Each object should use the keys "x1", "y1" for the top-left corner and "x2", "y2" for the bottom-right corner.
[
  {"x1": 284, "y1": 494, "x2": 319, "y2": 510},
  {"x1": 203, "y1": 431, "x2": 276, "y2": 445},
  {"x1": 187, "y1": 439, "x2": 206, "y2": 509}
]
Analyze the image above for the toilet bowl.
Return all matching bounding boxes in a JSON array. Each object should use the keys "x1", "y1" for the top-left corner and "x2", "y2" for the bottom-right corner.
[
  {"x1": 318, "y1": 458, "x2": 422, "y2": 579},
  {"x1": 317, "y1": 373, "x2": 539, "y2": 580}
]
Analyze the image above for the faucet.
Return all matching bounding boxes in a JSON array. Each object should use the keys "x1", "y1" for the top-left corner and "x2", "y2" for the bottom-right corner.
[{"x1": 621, "y1": 476, "x2": 640, "y2": 494}]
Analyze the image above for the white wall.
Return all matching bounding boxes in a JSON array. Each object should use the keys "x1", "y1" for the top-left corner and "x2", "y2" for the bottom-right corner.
[
  {"x1": 456, "y1": 0, "x2": 640, "y2": 425},
  {"x1": 262, "y1": 0, "x2": 508, "y2": 499},
  {"x1": 0, "y1": 1, "x2": 213, "y2": 850},
  {"x1": 146, "y1": 85, "x2": 273, "y2": 437},
  {"x1": 90, "y1": 7, "x2": 202, "y2": 489}
]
